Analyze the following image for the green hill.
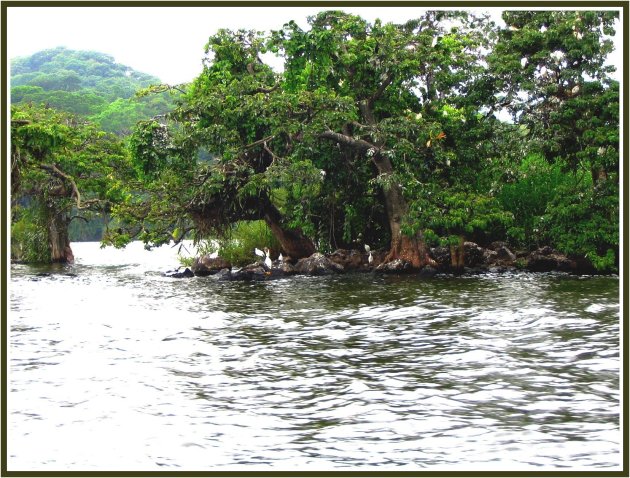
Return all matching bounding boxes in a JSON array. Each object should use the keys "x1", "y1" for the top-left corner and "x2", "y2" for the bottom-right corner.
[{"x1": 10, "y1": 47, "x2": 174, "y2": 135}]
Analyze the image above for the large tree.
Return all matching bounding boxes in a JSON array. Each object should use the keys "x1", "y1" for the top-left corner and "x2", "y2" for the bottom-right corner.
[
  {"x1": 269, "y1": 10, "x2": 495, "y2": 266},
  {"x1": 488, "y1": 10, "x2": 619, "y2": 269},
  {"x1": 11, "y1": 103, "x2": 130, "y2": 263},
  {"x1": 107, "y1": 29, "x2": 318, "y2": 259}
]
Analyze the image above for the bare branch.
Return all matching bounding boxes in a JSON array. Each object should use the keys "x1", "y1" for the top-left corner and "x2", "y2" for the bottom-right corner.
[
  {"x1": 251, "y1": 84, "x2": 280, "y2": 94},
  {"x1": 243, "y1": 135, "x2": 276, "y2": 149}
]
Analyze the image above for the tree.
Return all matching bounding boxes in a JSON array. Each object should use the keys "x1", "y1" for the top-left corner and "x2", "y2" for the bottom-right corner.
[
  {"x1": 489, "y1": 10, "x2": 619, "y2": 270},
  {"x1": 269, "y1": 10, "x2": 495, "y2": 267},
  {"x1": 106, "y1": 29, "x2": 320, "y2": 259},
  {"x1": 11, "y1": 103, "x2": 131, "y2": 263}
]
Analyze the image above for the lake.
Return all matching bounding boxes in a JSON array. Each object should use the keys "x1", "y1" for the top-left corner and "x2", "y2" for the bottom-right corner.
[{"x1": 7, "y1": 241, "x2": 621, "y2": 471}]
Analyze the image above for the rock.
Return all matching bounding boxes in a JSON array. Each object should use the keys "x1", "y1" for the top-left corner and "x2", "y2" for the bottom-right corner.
[
  {"x1": 164, "y1": 268, "x2": 194, "y2": 279},
  {"x1": 229, "y1": 264, "x2": 270, "y2": 281},
  {"x1": 485, "y1": 242, "x2": 516, "y2": 266},
  {"x1": 191, "y1": 255, "x2": 232, "y2": 276},
  {"x1": 273, "y1": 260, "x2": 297, "y2": 275},
  {"x1": 571, "y1": 256, "x2": 598, "y2": 275},
  {"x1": 295, "y1": 253, "x2": 344, "y2": 275},
  {"x1": 328, "y1": 249, "x2": 363, "y2": 270},
  {"x1": 418, "y1": 266, "x2": 437, "y2": 278},
  {"x1": 526, "y1": 247, "x2": 573, "y2": 272},
  {"x1": 215, "y1": 268, "x2": 232, "y2": 281},
  {"x1": 429, "y1": 246, "x2": 451, "y2": 270},
  {"x1": 375, "y1": 258, "x2": 412, "y2": 273},
  {"x1": 483, "y1": 249, "x2": 499, "y2": 264},
  {"x1": 464, "y1": 242, "x2": 485, "y2": 267}
]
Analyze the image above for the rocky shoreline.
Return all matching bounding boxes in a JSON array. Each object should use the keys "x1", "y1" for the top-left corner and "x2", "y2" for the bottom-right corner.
[{"x1": 165, "y1": 241, "x2": 605, "y2": 280}]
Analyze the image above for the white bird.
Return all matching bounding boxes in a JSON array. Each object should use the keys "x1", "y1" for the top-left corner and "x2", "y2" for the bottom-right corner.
[
  {"x1": 255, "y1": 247, "x2": 272, "y2": 269},
  {"x1": 209, "y1": 251, "x2": 219, "y2": 259},
  {"x1": 364, "y1": 244, "x2": 373, "y2": 264},
  {"x1": 278, "y1": 253, "x2": 283, "y2": 262}
]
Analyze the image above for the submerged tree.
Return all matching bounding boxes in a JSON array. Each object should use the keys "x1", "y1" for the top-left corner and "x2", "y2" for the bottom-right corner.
[{"x1": 11, "y1": 103, "x2": 130, "y2": 263}]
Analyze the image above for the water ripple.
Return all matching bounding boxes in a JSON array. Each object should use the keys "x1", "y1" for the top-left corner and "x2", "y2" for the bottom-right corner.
[{"x1": 7, "y1": 242, "x2": 620, "y2": 471}]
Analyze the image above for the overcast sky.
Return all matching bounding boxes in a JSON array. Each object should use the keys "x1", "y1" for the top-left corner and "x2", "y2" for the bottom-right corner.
[{"x1": 6, "y1": 5, "x2": 623, "y2": 85}]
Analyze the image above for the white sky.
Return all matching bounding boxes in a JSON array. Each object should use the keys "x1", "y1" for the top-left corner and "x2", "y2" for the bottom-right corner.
[{"x1": 6, "y1": 5, "x2": 623, "y2": 85}]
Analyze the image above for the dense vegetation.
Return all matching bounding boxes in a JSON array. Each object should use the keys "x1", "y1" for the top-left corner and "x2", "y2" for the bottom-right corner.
[
  {"x1": 11, "y1": 11, "x2": 620, "y2": 272},
  {"x1": 10, "y1": 48, "x2": 175, "y2": 254},
  {"x1": 11, "y1": 47, "x2": 174, "y2": 135}
]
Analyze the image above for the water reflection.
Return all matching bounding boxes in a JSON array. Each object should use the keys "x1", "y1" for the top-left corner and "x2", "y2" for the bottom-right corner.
[{"x1": 8, "y1": 242, "x2": 620, "y2": 471}]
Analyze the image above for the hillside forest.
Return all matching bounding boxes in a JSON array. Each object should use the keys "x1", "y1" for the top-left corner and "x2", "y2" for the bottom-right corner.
[{"x1": 10, "y1": 10, "x2": 620, "y2": 273}]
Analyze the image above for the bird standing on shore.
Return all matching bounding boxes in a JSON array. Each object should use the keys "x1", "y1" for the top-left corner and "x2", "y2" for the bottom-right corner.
[
  {"x1": 365, "y1": 244, "x2": 373, "y2": 264},
  {"x1": 255, "y1": 247, "x2": 272, "y2": 269}
]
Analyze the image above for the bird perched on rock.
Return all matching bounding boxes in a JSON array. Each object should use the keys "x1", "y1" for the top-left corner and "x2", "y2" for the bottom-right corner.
[{"x1": 255, "y1": 247, "x2": 272, "y2": 270}]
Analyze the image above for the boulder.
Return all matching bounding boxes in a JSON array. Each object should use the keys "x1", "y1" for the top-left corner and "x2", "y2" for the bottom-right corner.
[
  {"x1": 164, "y1": 267, "x2": 194, "y2": 279},
  {"x1": 375, "y1": 258, "x2": 412, "y2": 274},
  {"x1": 429, "y1": 246, "x2": 451, "y2": 270},
  {"x1": 191, "y1": 255, "x2": 232, "y2": 276},
  {"x1": 526, "y1": 247, "x2": 573, "y2": 272},
  {"x1": 215, "y1": 268, "x2": 233, "y2": 281},
  {"x1": 273, "y1": 260, "x2": 297, "y2": 275},
  {"x1": 488, "y1": 241, "x2": 517, "y2": 264},
  {"x1": 295, "y1": 253, "x2": 344, "y2": 275},
  {"x1": 418, "y1": 265, "x2": 438, "y2": 278},
  {"x1": 328, "y1": 249, "x2": 363, "y2": 271},
  {"x1": 464, "y1": 242, "x2": 486, "y2": 267},
  {"x1": 571, "y1": 256, "x2": 599, "y2": 275},
  {"x1": 229, "y1": 263, "x2": 270, "y2": 281}
]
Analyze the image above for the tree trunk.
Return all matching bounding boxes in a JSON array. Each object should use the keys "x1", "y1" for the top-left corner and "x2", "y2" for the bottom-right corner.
[
  {"x1": 262, "y1": 199, "x2": 316, "y2": 260},
  {"x1": 373, "y1": 152, "x2": 429, "y2": 269},
  {"x1": 47, "y1": 206, "x2": 74, "y2": 263},
  {"x1": 450, "y1": 235, "x2": 465, "y2": 271},
  {"x1": 318, "y1": 129, "x2": 431, "y2": 269}
]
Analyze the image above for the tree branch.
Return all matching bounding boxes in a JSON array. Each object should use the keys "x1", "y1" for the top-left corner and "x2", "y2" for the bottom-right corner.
[
  {"x1": 319, "y1": 130, "x2": 378, "y2": 152},
  {"x1": 251, "y1": 84, "x2": 280, "y2": 94},
  {"x1": 369, "y1": 72, "x2": 395, "y2": 106},
  {"x1": 243, "y1": 135, "x2": 276, "y2": 149},
  {"x1": 39, "y1": 163, "x2": 100, "y2": 210}
]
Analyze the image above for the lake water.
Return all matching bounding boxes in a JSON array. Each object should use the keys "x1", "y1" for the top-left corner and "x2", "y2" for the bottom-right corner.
[{"x1": 7, "y1": 242, "x2": 621, "y2": 471}]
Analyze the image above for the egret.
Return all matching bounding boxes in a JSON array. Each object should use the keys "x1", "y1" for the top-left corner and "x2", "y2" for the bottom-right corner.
[
  {"x1": 364, "y1": 244, "x2": 373, "y2": 264},
  {"x1": 255, "y1": 247, "x2": 272, "y2": 269}
]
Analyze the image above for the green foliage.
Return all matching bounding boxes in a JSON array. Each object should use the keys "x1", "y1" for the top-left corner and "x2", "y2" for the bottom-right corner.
[
  {"x1": 10, "y1": 47, "x2": 174, "y2": 136},
  {"x1": 11, "y1": 103, "x2": 132, "y2": 262},
  {"x1": 212, "y1": 221, "x2": 281, "y2": 267},
  {"x1": 99, "y1": 10, "x2": 617, "y2": 273},
  {"x1": 11, "y1": 47, "x2": 159, "y2": 100},
  {"x1": 498, "y1": 154, "x2": 569, "y2": 248},
  {"x1": 407, "y1": 185, "x2": 513, "y2": 246},
  {"x1": 543, "y1": 178, "x2": 618, "y2": 271},
  {"x1": 11, "y1": 202, "x2": 50, "y2": 263}
]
